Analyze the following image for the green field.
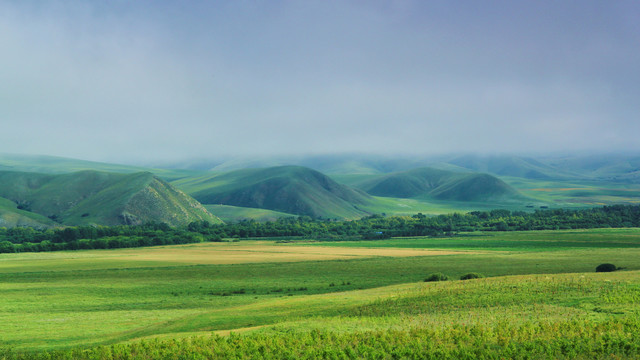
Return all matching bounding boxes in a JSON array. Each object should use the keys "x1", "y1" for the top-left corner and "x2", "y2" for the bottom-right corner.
[
  {"x1": 301, "y1": 228, "x2": 640, "y2": 251},
  {"x1": 1, "y1": 228, "x2": 640, "y2": 358}
]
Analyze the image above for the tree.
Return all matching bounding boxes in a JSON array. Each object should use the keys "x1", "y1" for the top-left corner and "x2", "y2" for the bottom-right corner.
[{"x1": 0, "y1": 240, "x2": 15, "y2": 253}]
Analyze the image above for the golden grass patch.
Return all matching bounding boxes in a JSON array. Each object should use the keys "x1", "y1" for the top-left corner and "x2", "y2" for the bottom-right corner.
[
  {"x1": 119, "y1": 242, "x2": 470, "y2": 264},
  {"x1": 0, "y1": 241, "x2": 473, "y2": 273}
]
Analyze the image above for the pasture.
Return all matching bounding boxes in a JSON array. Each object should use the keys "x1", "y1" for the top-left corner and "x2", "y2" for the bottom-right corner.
[{"x1": 1, "y1": 229, "x2": 639, "y2": 358}]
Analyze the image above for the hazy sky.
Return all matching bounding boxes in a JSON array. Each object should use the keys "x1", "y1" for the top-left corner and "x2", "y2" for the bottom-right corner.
[{"x1": 1, "y1": 0, "x2": 638, "y2": 163}]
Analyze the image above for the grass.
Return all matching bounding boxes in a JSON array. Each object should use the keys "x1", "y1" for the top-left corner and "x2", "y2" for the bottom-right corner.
[
  {"x1": 172, "y1": 166, "x2": 372, "y2": 219},
  {"x1": 205, "y1": 204, "x2": 297, "y2": 222},
  {"x1": 0, "y1": 170, "x2": 221, "y2": 227},
  {"x1": 359, "y1": 195, "x2": 548, "y2": 215},
  {"x1": 353, "y1": 167, "x2": 523, "y2": 202},
  {"x1": 0, "y1": 197, "x2": 57, "y2": 228},
  {"x1": 1, "y1": 229, "x2": 639, "y2": 357},
  {"x1": 298, "y1": 228, "x2": 640, "y2": 251},
  {"x1": 4, "y1": 271, "x2": 640, "y2": 358},
  {"x1": 503, "y1": 176, "x2": 640, "y2": 207}
]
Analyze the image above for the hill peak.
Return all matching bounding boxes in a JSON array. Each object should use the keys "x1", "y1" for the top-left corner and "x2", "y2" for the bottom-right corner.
[
  {"x1": 0, "y1": 170, "x2": 221, "y2": 227},
  {"x1": 354, "y1": 166, "x2": 524, "y2": 202},
  {"x1": 178, "y1": 166, "x2": 372, "y2": 219}
]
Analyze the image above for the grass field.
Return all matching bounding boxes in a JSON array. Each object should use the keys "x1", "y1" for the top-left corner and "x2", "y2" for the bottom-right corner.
[{"x1": 1, "y1": 229, "x2": 639, "y2": 358}]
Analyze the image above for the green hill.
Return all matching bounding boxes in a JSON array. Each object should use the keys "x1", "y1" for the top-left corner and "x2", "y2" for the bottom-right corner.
[
  {"x1": 0, "y1": 197, "x2": 58, "y2": 228},
  {"x1": 354, "y1": 167, "x2": 525, "y2": 202},
  {"x1": 0, "y1": 153, "x2": 207, "y2": 182},
  {"x1": 445, "y1": 154, "x2": 579, "y2": 180},
  {"x1": 0, "y1": 153, "x2": 147, "y2": 174},
  {"x1": 174, "y1": 166, "x2": 373, "y2": 219},
  {"x1": 0, "y1": 170, "x2": 222, "y2": 227},
  {"x1": 205, "y1": 205, "x2": 297, "y2": 223},
  {"x1": 541, "y1": 154, "x2": 640, "y2": 182}
]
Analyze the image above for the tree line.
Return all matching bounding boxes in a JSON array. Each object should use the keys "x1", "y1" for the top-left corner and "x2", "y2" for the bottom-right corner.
[{"x1": 1, "y1": 205, "x2": 639, "y2": 253}]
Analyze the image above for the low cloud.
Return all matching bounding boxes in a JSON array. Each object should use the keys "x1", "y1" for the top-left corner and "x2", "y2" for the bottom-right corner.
[{"x1": 1, "y1": 1, "x2": 638, "y2": 163}]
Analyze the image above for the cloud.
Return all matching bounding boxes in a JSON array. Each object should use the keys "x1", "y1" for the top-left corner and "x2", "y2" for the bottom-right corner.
[{"x1": 0, "y1": 0, "x2": 638, "y2": 162}]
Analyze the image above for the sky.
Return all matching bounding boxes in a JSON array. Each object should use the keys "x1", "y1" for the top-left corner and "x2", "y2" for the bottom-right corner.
[{"x1": 1, "y1": 0, "x2": 639, "y2": 163}]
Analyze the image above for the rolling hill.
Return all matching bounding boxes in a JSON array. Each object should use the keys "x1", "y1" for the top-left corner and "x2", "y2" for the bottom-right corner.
[
  {"x1": 541, "y1": 154, "x2": 640, "y2": 182},
  {"x1": 173, "y1": 166, "x2": 373, "y2": 219},
  {"x1": 443, "y1": 154, "x2": 580, "y2": 180},
  {"x1": 0, "y1": 170, "x2": 222, "y2": 227},
  {"x1": 353, "y1": 167, "x2": 526, "y2": 202}
]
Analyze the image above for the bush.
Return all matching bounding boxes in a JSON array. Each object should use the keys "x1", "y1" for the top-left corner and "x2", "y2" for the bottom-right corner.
[
  {"x1": 424, "y1": 273, "x2": 449, "y2": 282},
  {"x1": 460, "y1": 273, "x2": 484, "y2": 280},
  {"x1": 596, "y1": 263, "x2": 618, "y2": 272}
]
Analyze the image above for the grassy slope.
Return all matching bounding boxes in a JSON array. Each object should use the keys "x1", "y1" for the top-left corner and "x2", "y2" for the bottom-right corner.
[
  {"x1": 542, "y1": 153, "x2": 640, "y2": 181},
  {"x1": 174, "y1": 166, "x2": 374, "y2": 219},
  {"x1": 0, "y1": 229, "x2": 639, "y2": 353},
  {"x1": 0, "y1": 170, "x2": 221, "y2": 227},
  {"x1": 3, "y1": 153, "x2": 639, "y2": 222},
  {"x1": 6, "y1": 271, "x2": 640, "y2": 358},
  {"x1": 444, "y1": 154, "x2": 582, "y2": 180},
  {"x1": 0, "y1": 152, "x2": 207, "y2": 182},
  {"x1": 502, "y1": 176, "x2": 640, "y2": 207},
  {"x1": 354, "y1": 167, "x2": 526, "y2": 202},
  {"x1": 205, "y1": 204, "x2": 297, "y2": 222},
  {"x1": 0, "y1": 197, "x2": 57, "y2": 228},
  {"x1": 0, "y1": 153, "x2": 147, "y2": 174}
]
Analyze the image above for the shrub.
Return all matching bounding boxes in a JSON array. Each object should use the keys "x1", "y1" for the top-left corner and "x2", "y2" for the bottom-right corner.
[
  {"x1": 424, "y1": 273, "x2": 449, "y2": 282},
  {"x1": 460, "y1": 273, "x2": 484, "y2": 280},
  {"x1": 596, "y1": 263, "x2": 618, "y2": 272}
]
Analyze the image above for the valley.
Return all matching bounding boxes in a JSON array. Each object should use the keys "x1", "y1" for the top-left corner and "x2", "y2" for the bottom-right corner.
[
  {"x1": 2, "y1": 152, "x2": 638, "y2": 224},
  {"x1": 0, "y1": 153, "x2": 639, "y2": 358}
]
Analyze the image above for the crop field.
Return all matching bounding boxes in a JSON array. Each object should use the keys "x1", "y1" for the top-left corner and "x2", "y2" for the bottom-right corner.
[{"x1": 1, "y1": 229, "x2": 639, "y2": 358}]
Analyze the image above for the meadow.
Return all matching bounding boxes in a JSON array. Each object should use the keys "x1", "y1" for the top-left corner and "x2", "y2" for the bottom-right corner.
[{"x1": 1, "y1": 229, "x2": 639, "y2": 358}]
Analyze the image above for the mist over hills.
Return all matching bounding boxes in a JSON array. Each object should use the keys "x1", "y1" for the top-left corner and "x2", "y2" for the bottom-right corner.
[
  {"x1": 6, "y1": 152, "x2": 640, "y2": 182},
  {"x1": 144, "y1": 153, "x2": 640, "y2": 182},
  {"x1": 0, "y1": 170, "x2": 221, "y2": 228},
  {"x1": 0, "y1": 153, "x2": 146, "y2": 174},
  {"x1": 1, "y1": 152, "x2": 639, "y2": 226}
]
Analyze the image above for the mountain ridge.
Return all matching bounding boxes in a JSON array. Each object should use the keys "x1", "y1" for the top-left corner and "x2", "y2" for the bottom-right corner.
[
  {"x1": 176, "y1": 166, "x2": 373, "y2": 219},
  {"x1": 353, "y1": 167, "x2": 525, "y2": 202},
  {"x1": 0, "y1": 170, "x2": 222, "y2": 227}
]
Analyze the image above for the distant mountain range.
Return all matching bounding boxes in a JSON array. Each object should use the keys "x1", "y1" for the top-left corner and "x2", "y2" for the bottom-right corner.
[
  {"x1": 1, "y1": 152, "x2": 638, "y2": 226},
  {"x1": 144, "y1": 153, "x2": 640, "y2": 182}
]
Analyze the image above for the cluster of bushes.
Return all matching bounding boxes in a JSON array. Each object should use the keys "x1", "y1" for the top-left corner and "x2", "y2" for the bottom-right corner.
[
  {"x1": 596, "y1": 263, "x2": 621, "y2": 272},
  {"x1": 0, "y1": 222, "x2": 218, "y2": 253},
  {"x1": 1, "y1": 204, "x2": 639, "y2": 254},
  {"x1": 202, "y1": 204, "x2": 640, "y2": 239},
  {"x1": 424, "y1": 272, "x2": 485, "y2": 282},
  {"x1": 423, "y1": 265, "x2": 622, "y2": 282}
]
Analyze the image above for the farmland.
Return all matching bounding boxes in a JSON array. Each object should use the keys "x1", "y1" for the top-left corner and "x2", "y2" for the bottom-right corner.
[{"x1": 1, "y1": 229, "x2": 639, "y2": 358}]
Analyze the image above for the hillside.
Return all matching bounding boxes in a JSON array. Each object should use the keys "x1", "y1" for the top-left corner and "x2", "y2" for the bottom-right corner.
[
  {"x1": 541, "y1": 154, "x2": 640, "y2": 182},
  {"x1": 354, "y1": 167, "x2": 525, "y2": 202},
  {"x1": 0, "y1": 153, "x2": 205, "y2": 182},
  {"x1": 443, "y1": 154, "x2": 580, "y2": 180},
  {"x1": 174, "y1": 166, "x2": 373, "y2": 219},
  {"x1": 0, "y1": 170, "x2": 222, "y2": 227}
]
